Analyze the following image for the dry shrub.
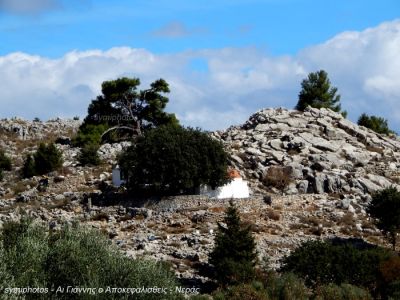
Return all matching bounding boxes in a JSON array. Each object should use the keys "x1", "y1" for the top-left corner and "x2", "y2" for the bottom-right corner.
[
  {"x1": 208, "y1": 206, "x2": 225, "y2": 213},
  {"x1": 263, "y1": 166, "x2": 293, "y2": 190},
  {"x1": 380, "y1": 256, "x2": 400, "y2": 283},
  {"x1": 338, "y1": 212, "x2": 355, "y2": 226},
  {"x1": 266, "y1": 209, "x2": 281, "y2": 221}
]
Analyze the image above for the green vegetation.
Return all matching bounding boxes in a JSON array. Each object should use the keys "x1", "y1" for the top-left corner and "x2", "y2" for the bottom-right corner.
[
  {"x1": 73, "y1": 77, "x2": 179, "y2": 146},
  {"x1": 78, "y1": 143, "x2": 101, "y2": 166},
  {"x1": 119, "y1": 124, "x2": 229, "y2": 195},
  {"x1": 295, "y1": 70, "x2": 347, "y2": 117},
  {"x1": 72, "y1": 123, "x2": 109, "y2": 147},
  {"x1": 280, "y1": 239, "x2": 400, "y2": 298},
  {"x1": 367, "y1": 187, "x2": 400, "y2": 250},
  {"x1": 210, "y1": 202, "x2": 257, "y2": 286},
  {"x1": 0, "y1": 218, "x2": 182, "y2": 300},
  {"x1": 314, "y1": 283, "x2": 372, "y2": 300},
  {"x1": 21, "y1": 143, "x2": 63, "y2": 178},
  {"x1": 358, "y1": 113, "x2": 394, "y2": 135},
  {"x1": 0, "y1": 148, "x2": 11, "y2": 181}
]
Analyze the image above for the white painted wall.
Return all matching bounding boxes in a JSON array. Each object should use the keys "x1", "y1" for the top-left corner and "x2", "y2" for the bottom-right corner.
[
  {"x1": 200, "y1": 178, "x2": 250, "y2": 199},
  {"x1": 112, "y1": 166, "x2": 126, "y2": 187}
]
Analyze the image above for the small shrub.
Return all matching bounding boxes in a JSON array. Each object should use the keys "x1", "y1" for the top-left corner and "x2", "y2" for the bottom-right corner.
[
  {"x1": 314, "y1": 283, "x2": 372, "y2": 300},
  {"x1": 367, "y1": 187, "x2": 400, "y2": 250},
  {"x1": 21, "y1": 144, "x2": 63, "y2": 178},
  {"x1": 34, "y1": 143, "x2": 63, "y2": 175},
  {"x1": 21, "y1": 154, "x2": 36, "y2": 178},
  {"x1": 266, "y1": 209, "x2": 280, "y2": 221},
  {"x1": 78, "y1": 143, "x2": 101, "y2": 166},
  {"x1": 72, "y1": 123, "x2": 109, "y2": 147},
  {"x1": 263, "y1": 167, "x2": 292, "y2": 191},
  {"x1": 265, "y1": 272, "x2": 310, "y2": 300},
  {"x1": 0, "y1": 149, "x2": 11, "y2": 171},
  {"x1": 213, "y1": 283, "x2": 269, "y2": 300},
  {"x1": 281, "y1": 240, "x2": 392, "y2": 291}
]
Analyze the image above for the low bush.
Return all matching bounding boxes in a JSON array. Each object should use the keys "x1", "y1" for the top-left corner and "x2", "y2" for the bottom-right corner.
[
  {"x1": 263, "y1": 167, "x2": 292, "y2": 191},
  {"x1": 0, "y1": 149, "x2": 11, "y2": 171},
  {"x1": 314, "y1": 283, "x2": 372, "y2": 300},
  {"x1": 21, "y1": 143, "x2": 63, "y2": 178},
  {"x1": 281, "y1": 240, "x2": 393, "y2": 296},
  {"x1": 0, "y1": 218, "x2": 182, "y2": 299},
  {"x1": 72, "y1": 123, "x2": 109, "y2": 147},
  {"x1": 78, "y1": 143, "x2": 101, "y2": 166}
]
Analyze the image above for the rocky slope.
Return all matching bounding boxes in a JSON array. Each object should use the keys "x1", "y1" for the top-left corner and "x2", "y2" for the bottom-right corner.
[
  {"x1": 0, "y1": 110, "x2": 397, "y2": 285},
  {"x1": 214, "y1": 106, "x2": 400, "y2": 197}
]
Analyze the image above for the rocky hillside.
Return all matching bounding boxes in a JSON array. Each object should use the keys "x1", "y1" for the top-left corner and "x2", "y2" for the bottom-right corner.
[
  {"x1": 214, "y1": 106, "x2": 400, "y2": 198},
  {"x1": 0, "y1": 109, "x2": 398, "y2": 284}
]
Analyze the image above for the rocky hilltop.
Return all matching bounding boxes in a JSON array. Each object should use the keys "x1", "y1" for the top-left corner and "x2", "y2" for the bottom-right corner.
[
  {"x1": 0, "y1": 109, "x2": 398, "y2": 282},
  {"x1": 215, "y1": 106, "x2": 400, "y2": 197}
]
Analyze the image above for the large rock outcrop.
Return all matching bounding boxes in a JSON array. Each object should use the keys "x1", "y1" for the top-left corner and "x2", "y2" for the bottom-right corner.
[{"x1": 213, "y1": 107, "x2": 400, "y2": 197}]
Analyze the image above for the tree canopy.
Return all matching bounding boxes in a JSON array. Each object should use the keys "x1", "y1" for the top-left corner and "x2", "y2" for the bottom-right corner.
[
  {"x1": 295, "y1": 70, "x2": 347, "y2": 117},
  {"x1": 118, "y1": 124, "x2": 229, "y2": 196},
  {"x1": 74, "y1": 77, "x2": 178, "y2": 146},
  {"x1": 367, "y1": 187, "x2": 400, "y2": 250},
  {"x1": 357, "y1": 113, "x2": 394, "y2": 135}
]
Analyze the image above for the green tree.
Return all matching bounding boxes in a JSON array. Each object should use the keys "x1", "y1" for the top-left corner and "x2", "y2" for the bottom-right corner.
[
  {"x1": 357, "y1": 113, "x2": 394, "y2": 135},
  {"x1": 367, "y1": 187, "x2": 400, "y2": 251},
  {"x1": 281, "y1": 240, "x2": 392, "y2": 292},
  {"x1": 119, "y1": 124, "x2": 229, "y2": 195},
  {"x1": 209, "y1": 202, "x2": 257, "y2": 286},
  {"x1": 21, "y1": 154, "x2": 36, "y2": 178},
  {"x1": 33, "y1": 143, "x2": 63, "y2": 175},
  {"x1": 78, "y1": 143, "x2": 101, "y2": 166},
  {"x1": 75, "y1": 77, "x2": 179, "y2": 146},
  {"x1": 295, "y1": 70, "x2": 347, "y2": 117},
  {"x1": 0, "y1": 149, "x2": 12, "y2": 171}
]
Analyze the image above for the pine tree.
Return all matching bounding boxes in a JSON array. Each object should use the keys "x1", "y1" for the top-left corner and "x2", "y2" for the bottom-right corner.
[
  {"x1": 209, "y1": 202, "x2": 257, "y2": 286},
  {"x1": 34, "y1": 143, "x2": 63, "y2": 175},
  {"x1": 296, "y1": 70, "x2": 347, "y2": 117},
  {"x1": 21, "y1": 155, "x2": 36, "y2": 178}
]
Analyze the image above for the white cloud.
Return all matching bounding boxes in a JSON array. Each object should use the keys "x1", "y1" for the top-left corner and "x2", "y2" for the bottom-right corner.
[{"x1": 0, "y1": 19, "x2": 400, "y2": 131}]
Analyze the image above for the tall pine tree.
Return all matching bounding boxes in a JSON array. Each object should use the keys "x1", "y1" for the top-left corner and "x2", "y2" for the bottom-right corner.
[
  {"x1": 209, "y1": 202, "x2": 257, "y2": 286},
  {"x1": 295, "y1": 70, "x2": 347, "y2": 117}
]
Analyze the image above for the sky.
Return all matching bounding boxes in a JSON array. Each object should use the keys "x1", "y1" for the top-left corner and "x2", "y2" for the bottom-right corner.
[{"x1": 0, "y1": 0, "x2": 400, "y2": 131}]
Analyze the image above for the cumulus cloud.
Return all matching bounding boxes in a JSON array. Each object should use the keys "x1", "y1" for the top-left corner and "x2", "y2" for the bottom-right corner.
[
  {"x1": 0, "y1": 0, "x2": 61, "y2": 14},
  {"x1": 0, "y1": 19, "x2": 400, "y2": 131}
]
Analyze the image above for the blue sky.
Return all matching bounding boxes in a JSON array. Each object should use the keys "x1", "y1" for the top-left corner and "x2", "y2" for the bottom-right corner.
[{"x1": 0, "y1": 0, "x2": 400, "y2": 130}]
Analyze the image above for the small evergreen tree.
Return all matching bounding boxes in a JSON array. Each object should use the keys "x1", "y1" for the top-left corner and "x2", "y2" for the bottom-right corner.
[
  {"x1": 367, "y1": 187, "x2": 400, "y2": 250},
  {"x1": 0, "y1": 149, "x2": 12, "y2": 171},
  {"x1": 209, "y1": 202, "x2": 257, "y2": 286},
  {"x1": 21, "y1": 154, "x2": 36, "y2": 178},
  {"x1": 296, "y1": 70, "x2": 347, "y2": 117},
  {"x1": 33, "y1": 143, "x2": 63, "y2": 175},
  {"x1": 78, "y1": 144, "x2": 101, "y2": 166},
  {"x1": 357, "y1": 113, "x2": 394, "y2": 135}
]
